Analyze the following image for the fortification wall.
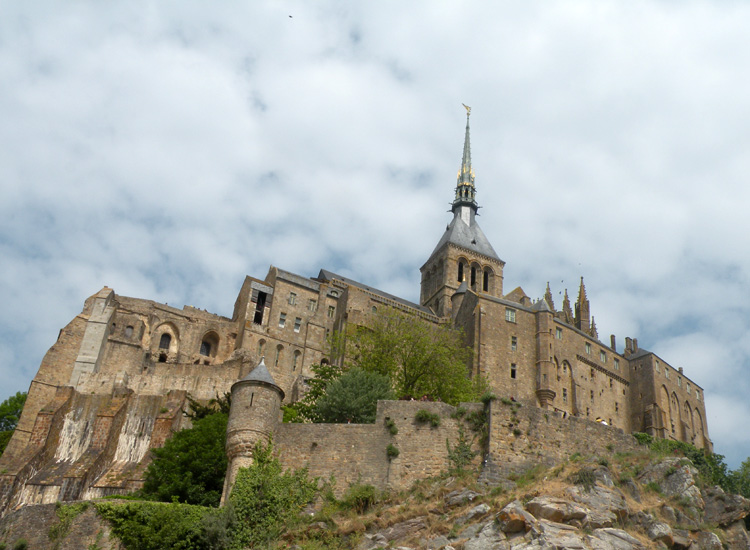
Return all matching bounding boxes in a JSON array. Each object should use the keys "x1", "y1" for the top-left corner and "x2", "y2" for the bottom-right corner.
[
  {"x1": 485, "y1": 399, "x2": 638, "y2": 478},
  {"x1": 275, "y1": 400, "x2": 484, "y2": 494}
]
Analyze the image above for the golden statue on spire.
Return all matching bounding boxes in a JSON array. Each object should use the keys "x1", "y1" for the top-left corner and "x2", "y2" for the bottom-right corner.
[{"x1": 462, "y1": 103, "x2": 471, "y2": 115}]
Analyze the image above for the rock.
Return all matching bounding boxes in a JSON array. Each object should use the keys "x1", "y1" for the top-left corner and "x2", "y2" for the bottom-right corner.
[
  {"x1": 723, "y1": 520, "x2": 750, "y2": 550},
  {"x1": 445, "y1": 489, "x2": 480, "y2": 507},
  {"x1": 496, "y1": 500, "x2": 535, "y2": 533},
  {"x1": 380, "y1": 517, "x2": 427, "y2": 541},
  {"x1": 588, "y1": 528, "x2": 645, "y2": 550},
  {"x1": 525, "y1": 496, "x2": 587, "y2": 523},
  {"x1": 462, "y1": 521, "x2": 509, "y2": 550},
  {"x1": 583, "y1": 508, "x2": 617, "y2": 529},
  {"x1": 672, "y1": 529, "x2": 692, "y2": 549},
  {"x1": 530, "y1": 519, "x2": 588, "y2": 549},
  {"x1": 646, "y1": 521, "x2": 673, "y2": 546},
  {"x1": 703, "y1": 486, "x2": 750, "y2": 527},
  {"x1": 593, "y1": 466, "x2": 615, "y2": 487},
  {"x1": 661, "y1": 505, "x2": 678, "y2": 524},
  {"x1": 638, "y1": 458, "x2": 705, "y2": 509},
  {"x1": 358, "y1": 533, "x2": 388, "y2": 550},
  {"x1": 425, "y1": 535, "x2": 451, "y2": 549},
  {"x1": 694, "y1": 531, "x2": 723, "y2": 550},
  {"x1": 620, "y1": 478, "x2": 641, "y2": 502},
  {"x1": 566, "y1": 484, "x2": 629, "y2": 520},
  {"x1": 459, "y1": 522, "x2": 483, "y2": 539},
  {"x1": 457, "y1": 503, "x2": 491, "y2": 524}
]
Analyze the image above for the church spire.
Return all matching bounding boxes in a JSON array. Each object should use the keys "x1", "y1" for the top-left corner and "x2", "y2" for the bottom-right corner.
[{"x1": 453, "y1": 105, "x2": 477, "y2": 214}]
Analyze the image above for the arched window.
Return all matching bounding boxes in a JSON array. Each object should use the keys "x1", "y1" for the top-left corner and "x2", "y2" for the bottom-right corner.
[
  {"x1": 457, "y1": 262, "x2": 464, "y2": 282},
  {"x1": 483, "y1": 269, "x2": 490, "y2": 292},
  {"x1": 159, "y1": 333, "x2": 172, "y2": 350},
  {"x1": 274, "y1": 345, "x2": 283, "y2": 367},
  {"x1": 125, "y1": 325, "x2": 134, "y2": 338},
  {"x1": 293, "y1": 350, "x2": 301, "y2": 371},
  {"x1": 200, "y1": 341, "x2": 212, "y2": 356},
  {"x1": 200, "y1": 331, "x2": 219, "y2": 358},
  {"x1": 257, "y1": 339, "x2": 265, "y2": 357},
  {"x1": 471, "y1": 266, "x2": 476, "y2": 287}
]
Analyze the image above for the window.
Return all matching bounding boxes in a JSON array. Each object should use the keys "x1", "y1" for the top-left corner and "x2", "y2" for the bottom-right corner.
[
  {"x1": 328, "y1": 305, "x2": 335, "y2": 318},
  {"x1": 511, "y1": 336, "x2": 517, "y2": 351},
  {"x1": 274, "y1": 345, "x2": 282, "y2": 367},
  {"x1": 586, "y1": 408, "x2": 590, "y2": 417},
  {"x1": 562, "y1": 388, "x2": 568, "y2": 403},
  {"x1": 253, "y1": 291, "x2": 267, "y2": 324},
  {"x1": 655, "y1": 360, "x2": 660, "y2": 373},
  {"x1": 471, "y1": 266, "x2": 476, "y2": 287},
  {"x1": 505, "y1": 308, "x2": 516, "y2": 323},
  {"x1": 125, "y1": 325, "x2": 134, "y2": 338},
  {"x1": 330, "y1": 290, "x2": 339, "y2": 297},
  {"x1": 665, "y1": 369, "x2": 670, "y2": 380},
  {"x1": 457, "y1": 262, "x2": 464, "y2": 282},
  {"x1": 159, "y1": 333, "x2": 171, "y2": 350},
  {"x1": 614, "y1": 358, "x2": 620, "y2": 371},
  {"x1": 615, "y1": 402, "x2": 619, "y2": 412},
  {"x1": 294, "y1": 317, "x2": 302, "y2": 333},
  {"x1": 585, "y1": 343, "x2": 591, "y2": 354},
  {"x1": 483, "y1": 270, "x2": 489, "y2": 292},
  {"x1": 696, "y1": 390, "x2": 701, "y2": 400},
  {"x1": 510, "y1": 364, "x2": 517, "y2": 379},
  {"x1": 257, "y1": 340, "x2": 265, "y2": 357},
  {"x1": 292, "y1": 350, "x2": 301, "y2": 371},
  {"x1": 200, "y1": 341, "x2": 211, "y2": 357},
  {"x1": 288, "y1": 292, "x2": 297, "y2": 305},
  {"x1": 590, "y1": 390, "x2": 594, "y2": 401},
  {"x1": 556, "y1": 327, "x2": 562, "y2": 340},
  {"x1": 686, "y1": 383, "x2": 691, "y2": 395},
  {"x1": 590, "y1": 368, "x2": 594, "y2": 379},
  {"x1": 279, "y1": 312, "x2": 287, "y2": 328},
  {"x1": 371, "y1": 306, "x2": 377, "y2": 313},
  {"x1": 600, "y1": 351, "x2": 606, "y2": 363},
  {"x1": 562, "y1": 363, "x2": 567, "y2": 374},
  {"x1": 308, "y1": 299, "x2": 317, "y2": 312},
  {"x1": 678, "y1": 377, "x2": 682, "y2": 388},
  {"x1": 609, "y1": 379, "x2": 613, "y2": 388}
]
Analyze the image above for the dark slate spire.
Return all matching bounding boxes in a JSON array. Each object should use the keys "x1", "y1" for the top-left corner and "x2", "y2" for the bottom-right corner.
[
  {"x1": 453, "y1": 105, "x2": 478, "y2": 214},
  {"x1": 562, "y1": 289, "x2": 573, "y2": 323},
  {"x1": 575, "y1": 277, "x2": 591, "y2": 332},
  {"x1": 544, "y1": 282, "x2": 556, "y2": 311}
]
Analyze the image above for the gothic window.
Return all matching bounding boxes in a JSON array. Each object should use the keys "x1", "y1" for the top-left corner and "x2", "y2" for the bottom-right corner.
[
  {"x1": 590, "y1": 390, "x2": 594, "y2": 401},
  {"x1": 505, "y1": 308, "x2": 516, "y2": 323},
  {"x1": 159, "y1": 333, "x2": 171, "y2": 350},
  {"x1": 200, "y1": 341, "x2": 211, "y2": 356},
  {"x1": 678, "y1": 377, "x2": 682, "y2": 388},
  {"x1": 293, "y1": 350, "x2": 301, "y2": 371},
  {"x1": 275, "y1": 345, "x2": 283, "y2": 367}
]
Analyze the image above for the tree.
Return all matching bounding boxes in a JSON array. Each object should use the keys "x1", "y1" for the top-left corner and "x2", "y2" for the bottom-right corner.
[
  {"x1": 228, "y1": 439, "x2": 317, "y2": 548},
  {"x1": 349, "y1": 307, "x2": 482, "y2": 405},
  {"x1": 0, "y1": 391, "x2": 27, "y2": 456},
  {"x1": 313, "y1": 368, "x2": 394, "y2": 423},
  {"x1": 283, "y1": 361, "x2": 344, "y2": 423},
  {"x1": 141, "y1": 412, "x2": 228, "y2": 507}
]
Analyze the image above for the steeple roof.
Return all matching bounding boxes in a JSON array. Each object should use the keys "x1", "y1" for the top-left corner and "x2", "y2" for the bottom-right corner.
[
  {"x1": 427, "y1": 106, "x2": 501, "y2": 264},
  {"x1": 241, "y1": 357, "x2": 279, "y2": 386}
]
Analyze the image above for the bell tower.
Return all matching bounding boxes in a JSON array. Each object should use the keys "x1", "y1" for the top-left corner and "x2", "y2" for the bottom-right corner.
[{"x1": 420, "y1": 106, "x2": 505, "y2": 317}]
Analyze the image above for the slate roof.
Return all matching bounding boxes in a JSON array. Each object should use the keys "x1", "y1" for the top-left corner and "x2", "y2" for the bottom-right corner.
[
  {"x1": 241, "y1": 357, "x2": 280, "y2": 387},
  {"x1": 429, "y1": 212, "x2": 501, "y2": 262}
]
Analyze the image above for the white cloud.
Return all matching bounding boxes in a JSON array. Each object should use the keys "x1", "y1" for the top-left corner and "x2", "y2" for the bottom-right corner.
[{"x1": 2, "y1": 1, "x2": 750, "y2": 467}]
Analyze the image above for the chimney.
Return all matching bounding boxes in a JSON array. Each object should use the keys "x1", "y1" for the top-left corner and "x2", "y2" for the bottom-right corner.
[
  {"x1": 633, "y1": 338, "x2": 638, "y2": 351},
  {"x1": 610, "y1": 334, "x2": 616, "y2": 351}
]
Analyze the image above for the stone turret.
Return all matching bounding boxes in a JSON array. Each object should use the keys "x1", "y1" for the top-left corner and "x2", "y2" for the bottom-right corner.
[
  {"x1": 533, "y1": 298, "x2": 556, "y2": 408},
  {"x1": 221, "y1": 358, "x2": 285, "y2": 505}
]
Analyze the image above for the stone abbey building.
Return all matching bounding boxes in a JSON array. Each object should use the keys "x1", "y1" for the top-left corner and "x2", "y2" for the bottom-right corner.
[{"x1": 0, "y1": 113, "x2": 710, "y2": 514}]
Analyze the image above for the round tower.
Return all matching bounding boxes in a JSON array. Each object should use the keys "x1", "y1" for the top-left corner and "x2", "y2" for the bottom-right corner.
[{"x1": 221, "y1": 357, "x2": 285, "y2": 505}]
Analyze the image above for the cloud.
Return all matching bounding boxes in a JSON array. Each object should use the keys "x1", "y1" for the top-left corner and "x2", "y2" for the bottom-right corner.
[{"x1": 2, "y1": 1, "x2": 750, "y2": 467}]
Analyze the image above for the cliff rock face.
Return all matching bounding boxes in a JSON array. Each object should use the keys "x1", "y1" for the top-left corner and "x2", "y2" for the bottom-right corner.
[{"x1": 2, "y1": 454, "x2": 749, "y2": 550}]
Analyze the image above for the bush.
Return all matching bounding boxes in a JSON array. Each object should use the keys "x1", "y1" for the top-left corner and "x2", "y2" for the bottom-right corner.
[
  {"x1": 447, "y1": 427, "x2": 477, "y2": 472},
  {"x1": 229, "y1": 439, "x2": 317, "y2": 548},
  {"x1": 314, "y1": 368, "x2": 394, "y2": 424},
  {"x1": 386, "y1": 444, "x2": 400, "y2": 459},
  {"x1": 415, "y1": 409, "x2": 441, "y2": 427},
  {"x1": 570, "y1": 467, "x2": 596, "y2": 493},
  {"x1": 140, "y1": 412, "x2": 228, "y2": 507},
  {"x1": 632, "y1": 432, "x2": 653, "y2": 446},
  {"x1": 384, "y1": 417, "x2": 398, "y2": 435},
  {"x1": 340, "y1": 483, "x2": 379, "y2": 513},
  {"x1": 12, "y1": 541, "x2": 27, "y2": 550}
]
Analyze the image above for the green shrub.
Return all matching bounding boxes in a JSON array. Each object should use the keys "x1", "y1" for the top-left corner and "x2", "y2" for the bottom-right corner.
[
  {"x1": 633, "y1": 432, "x2": 653, "y2": 446},
  {"x1": 386, "y1": 444, "x2": 400, "y2": 459},
  {"x1": 500, "y1": 397, "x2": 512, "y2": 406},
  {"x1": 340, "y1": 483, "x2": 379, "y2": 513},
  {"x1": 415, "y1": 409, "x2": 440, "y2": 427},
  {"x1": 314, "y1": 368, "x2": 394, "y2": 424},
  {"x1": 229, "y1": 439, "x2": 317, "y2": 548},
  {"x1": 645, "y1": 481, "x2": 662, "y2": 494},
  {"x1": 447, "y1": 427, "x2": 477, "y2": 472},
  {"x1": 384, "y1": 417, "x2": 398, "y2": 435},
  {"x1": 450, "y1": 407, "x2": 467, "y2": 419},
  {"x1": 49, "y1": 502, "x2": 90, "y2": 544},
  {"x1": 571, "y1": 467, "x2": 596, "y2": 493},
  {"x1": 597, "y1": 457, "x2": 609, "y2": 467},
  {"x1": 512, "y1": 428, "x2": 522, "y2": 436},
  {"x1": 480, "y1": 392, "x2": 497, "y2": 405},
  {"x1": 12, "y1": 541, "x2": 27, "y2": 550}
]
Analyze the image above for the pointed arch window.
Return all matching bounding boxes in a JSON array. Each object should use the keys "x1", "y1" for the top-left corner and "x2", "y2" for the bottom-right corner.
[
  {"x1": 159, "y1": 333, "x2": 171, "y2": 350},
  {"x1": 483, "y1": 269, "x2": 489, "y2": 292}
]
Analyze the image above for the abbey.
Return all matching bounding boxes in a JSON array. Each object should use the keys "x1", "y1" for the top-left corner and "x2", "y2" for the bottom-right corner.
[{"x1": 0, "y1": 113, "x2": 710, "y2": 514}]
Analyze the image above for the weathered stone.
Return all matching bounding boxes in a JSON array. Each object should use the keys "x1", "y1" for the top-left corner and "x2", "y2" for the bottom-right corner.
[
  {"x1": 462, "y1": 521, "x2": 509, "y2": 550},
  {"x1": 445, "y1": 489, "x2": 480, "y2": 507},
  {"x1": 620, "y1": 478, "x2": 641, "y2": 502},
  {"x1": 566, "y1": 484, "x2": 629, "y2": 520},
  {"x1": 582, "y1": 509, "x2": 617, "y2": 529},
  {"x1": 593, "y1": 466, "x2": 615, "y2": 487},
  {"x1": 459, "y1": 522, "x2": 483, "y2": 540},
  {"x1": 703, "y1": 486, "x2": 750, "y2": 526},
  {"x1": 588, "y1": 528, "x2": 645, "y2": 550},
  {"x1": 496, "y1": 500, "x2": 535, "y2": 533},
  {"x1": 529, "y1": 519, "x2": 588, "y2": 549},
  {"x1": 693, "y1": 531, "x2": 723, "y2": 550},
  {"x1": 723, "y1": 520, "x2": 750, "y2": 550},
  {"x1": 638, "y1": 458, "x2": 704, "y2": 509},
  {"x1": 661, "y1": 505, "x2": 678, "y2": 524},
  {"x1": 458, "y1": 503, "x2": 491, "y2": 524},
  {"x1": 525, "y1": 496, "x2": 587, "y2": 523},
  {"x1": 380, "y1": 517, "x2": 428, "y2": 541},
  {"x1": 672, "y1": 528, "x2": 692, "y2": 549},
  {"x1": 646, "y1": 521, "x2": 673, "y2": 546},
  {"x1": 425, "y1": 535, "x2": 451, "y2": 549}
]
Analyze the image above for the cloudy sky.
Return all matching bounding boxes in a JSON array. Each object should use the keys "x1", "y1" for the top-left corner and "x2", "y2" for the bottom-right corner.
[{"x1": 2, "y1": 1, "x2": 750, "y2": 466}]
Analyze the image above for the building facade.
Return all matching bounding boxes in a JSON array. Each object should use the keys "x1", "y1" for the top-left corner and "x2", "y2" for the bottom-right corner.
[{"x1": 0, "y1": 113, "x2": 710, "y2": 515}]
